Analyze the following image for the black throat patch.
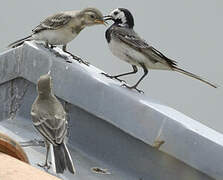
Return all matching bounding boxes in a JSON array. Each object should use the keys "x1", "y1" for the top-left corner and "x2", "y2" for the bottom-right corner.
[{"x1": 105, "y1": 25, "x2": 114, "y2": 43}]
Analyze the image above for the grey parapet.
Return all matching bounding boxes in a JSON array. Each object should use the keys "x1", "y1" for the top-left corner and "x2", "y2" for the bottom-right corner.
[{"x1": 0, "y1": 42, "x2": 222, "y2": 180}]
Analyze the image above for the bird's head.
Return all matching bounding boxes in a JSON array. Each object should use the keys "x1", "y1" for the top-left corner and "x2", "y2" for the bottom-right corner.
[
  {"x1": 104, "y1": 8, "x2": 134, "y2": 28},
  {"x1": 37, "y1": 73, "x2": 52, "y2": 96},
  {"x1": 81, "y1": 8, "x2": 105, "y2": 26}
]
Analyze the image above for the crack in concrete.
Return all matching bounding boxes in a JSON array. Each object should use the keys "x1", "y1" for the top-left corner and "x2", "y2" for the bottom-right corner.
[{"x1": 9, "y1": 79, "x2": 30, "y2": 120}]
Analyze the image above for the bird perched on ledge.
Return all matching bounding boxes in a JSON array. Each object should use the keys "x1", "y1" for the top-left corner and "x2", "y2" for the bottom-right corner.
[
  {"x1": 8, "y1": 8, "x2": 105, "y2": 64},
  {"x1": 31, "y1": 73, "x2": 75, "y2": 174},
  {"x1": 103, "y1": 8, "x2": 218, "y2": 93}
]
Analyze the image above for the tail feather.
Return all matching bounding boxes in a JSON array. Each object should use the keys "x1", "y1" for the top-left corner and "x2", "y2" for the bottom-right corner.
[
  {"x1": 173, "y1": 67, "x2": 218, "y2": 88},
  {"x1": 53, "y1": 142, "x2": 75, "y2": 174},
  {"x1": 8, "y1": 35, "x2": 32, "y2": 48},
  {"x1": 53, "y1": 144, "x2": 66, "y2": 174},
  {"x1": 63, "y1": 143, "x2": 75, "y2": 174}
]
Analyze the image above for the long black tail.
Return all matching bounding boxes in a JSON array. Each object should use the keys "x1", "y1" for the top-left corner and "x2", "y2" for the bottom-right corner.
[
  {"x1": 53, "y1": 142, "x2": 75, "y2": 174},
  {"x1": 173, "y1": 67, "x2": 218, "y2": 88},
  {"x1": 8, "y1": 35, "x2": 32, "y2": 48}
]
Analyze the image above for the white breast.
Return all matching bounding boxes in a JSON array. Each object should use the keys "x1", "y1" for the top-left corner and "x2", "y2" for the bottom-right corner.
[
  {"x1": 108, "y1": 38, "x2": 171, "y2": 70},
  {"x1": 32, "y1": 27, "x2": 77, "y2": 45}
]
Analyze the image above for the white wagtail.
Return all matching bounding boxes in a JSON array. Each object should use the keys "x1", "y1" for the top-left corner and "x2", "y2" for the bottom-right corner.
[
  {"x1": 8, "y1": 8, "x2": 105, "y2": 64},
  {"x1": 103, "y1": 8, "x2": 218, "y2": 93},
  {"x1": 31, "y1": 73, "x2": 75, "y2": 174}
]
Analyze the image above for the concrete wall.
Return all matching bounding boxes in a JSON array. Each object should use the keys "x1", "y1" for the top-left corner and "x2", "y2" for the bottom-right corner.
[{"x1": 0, "y1": 42, "x2": 222, "y2": 180}]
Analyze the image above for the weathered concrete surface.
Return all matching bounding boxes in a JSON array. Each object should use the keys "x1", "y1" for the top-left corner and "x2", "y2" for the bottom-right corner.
[{"x1": 0, "y1": 42, "x2": 222, "y2": 180}]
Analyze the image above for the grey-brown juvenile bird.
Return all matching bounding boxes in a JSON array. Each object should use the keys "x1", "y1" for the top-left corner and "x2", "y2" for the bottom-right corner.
[
  {"x1": 31, "y1": 73, "x2": 75, "y2": 174},
  {"x1": 103, "y1": 8, "x2": 218, "y2": 93},
  {"x1": 8, "y1": 8, "x2": 104, "y2": 53}
]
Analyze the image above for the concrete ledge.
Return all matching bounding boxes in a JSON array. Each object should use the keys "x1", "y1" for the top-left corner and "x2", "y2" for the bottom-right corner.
[{"x1": 0, "y1": 42, "x2": 222, "y2": 179}]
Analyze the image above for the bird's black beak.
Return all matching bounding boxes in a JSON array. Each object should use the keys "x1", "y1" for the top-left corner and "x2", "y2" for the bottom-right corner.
[{"x1": 103, "y1": 15, "x2": 114, "y2": 21}]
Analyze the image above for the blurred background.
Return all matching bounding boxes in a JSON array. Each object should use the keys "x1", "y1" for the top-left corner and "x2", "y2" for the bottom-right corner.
[{"x1": 1, "y1": 0, "x2": 222, "y2": 132}]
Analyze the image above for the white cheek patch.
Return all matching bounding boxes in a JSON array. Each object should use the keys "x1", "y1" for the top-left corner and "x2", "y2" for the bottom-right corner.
[
  {"x1": 116, "y1": 11, "x2": 127, "y2": 25},
  {"x1": 110, "y1": 9, "x2": 127, "y2": 26}
]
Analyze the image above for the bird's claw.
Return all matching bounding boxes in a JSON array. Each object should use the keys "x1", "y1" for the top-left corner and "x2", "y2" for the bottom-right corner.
[
  {"x1": 122, "y1": 84, "x2": 144, "y2": 94},
  {"x1": 47, "y1": 47, "x2": 69, "y2": 60},
  {"x1": 63, "y1": 51, "x2": 90, "y2": 66},
  {"x1": 101, "y1": 73, "x2": 126, "y2": 83},
  {"x1": 72, "y1": 55, "x2": 90, "y2": 66},
  {"x1": 43, "y1": 43, "x2": 50, "y2": 49},
  {"x1": 101, "y1": 72, "x2": 110, "y2": 77},
  {"x1": 37, "y1": 162, "x2": 51, "y2": 170},
  {"x1": 117, "y1": 78, "x2": 126, "y2": 83}
]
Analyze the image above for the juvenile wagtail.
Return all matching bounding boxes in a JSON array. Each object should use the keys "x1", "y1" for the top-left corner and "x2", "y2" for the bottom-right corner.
[
  {"x1": 103, "y1": 8, "x2": 218, "y2": 93},
  {"x1": 31, "y1": 73, "x2": 75, "y2": 174},
  {"x1": 9, "y1": 8, "x2": 105, "y2": 64}
]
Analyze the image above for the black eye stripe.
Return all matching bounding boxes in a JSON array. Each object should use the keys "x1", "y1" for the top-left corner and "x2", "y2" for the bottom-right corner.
[{"x1": 114, "y1": 11, "x2": 118, "y2": 15}]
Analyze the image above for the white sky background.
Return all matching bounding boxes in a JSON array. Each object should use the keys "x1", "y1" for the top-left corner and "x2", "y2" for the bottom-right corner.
[{"x1": 1, "y1": 0, "x2": 223, "y2": 132}]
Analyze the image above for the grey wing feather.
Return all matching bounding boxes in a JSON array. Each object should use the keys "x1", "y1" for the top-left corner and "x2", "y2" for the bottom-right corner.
[
  {"x1": 32, "y1": 12, "x2": 73, "y2": 33},
  {"x1": 113, "y1": 27, "x2": 149, "y2": 48},
  {"x1": 31, "y1": 108, "x2": 67, "y2": 145},
  {"x1": 112, "y1": 26, "x2": 177, "y2": 67}
]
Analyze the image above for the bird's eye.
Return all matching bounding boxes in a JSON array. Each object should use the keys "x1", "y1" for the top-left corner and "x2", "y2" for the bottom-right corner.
[
  {"x1": 90, "y1": 14, "x2": 95, "y2": 19},
  {"x1": 114, "y1": 11, "x2": 118, "y2": 16}
]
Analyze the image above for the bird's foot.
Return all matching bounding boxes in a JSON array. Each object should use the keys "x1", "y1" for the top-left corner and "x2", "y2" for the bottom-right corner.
[
  {"x1": 43, "y1": 43, "x2": 56, "y2": 50},
  {"x1": 41, "y1": 44, "x2": 72, "y2": 63},
  {"x1": 52, "y1": 50, "x2": 72, "y2": 63},
  {"x1": 43, "y1": 43, "x2": 50, "y2": 49},
  {"x1": 71, "y1": 54, "x2": 90, "y2": 66},
  {"x1": 64, "y1": 51, "x2": 90, "y2": 66},
  {"x1": 122, "y1": 84, "x2": 144, "y2": 94},
  {"x1": 43, "y1": 45, "x2": 72, "y2": 63},
  {"x1": 37, "y1": 162, "x2": 51, "y2": 170},
  {"x1": 101, "y1": 73, "x2": 126, "y2": 83}
]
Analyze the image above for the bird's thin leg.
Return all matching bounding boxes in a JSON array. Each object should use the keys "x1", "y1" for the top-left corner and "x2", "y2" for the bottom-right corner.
[
  {"x1": 62, "y1": 45, "x2": 67, "y2": 51},
  {"x1": 62, "y1": 45, "x2": 90, "y2": 66},
  {"x1": 114, "y1": 65, "x2": 138, "y2": 78},
  {"x1": 38, "y1": 141, "x2": 51, "y2": 170},
  {"x1": 45, "y1": 42, "x2": 56, "y2": 50},
  {"x1": 122, "y1": 63, "x2": 148, "y2": 93},
  {"x1": 102, "y1": 65, "x2": 138, "y2": 83},
  {"x1": 42, "y1": 42, "x2": 69, "y2": 60},
  {"x1": 44, "y1": 42, "x2": 50, "y2": 49}
]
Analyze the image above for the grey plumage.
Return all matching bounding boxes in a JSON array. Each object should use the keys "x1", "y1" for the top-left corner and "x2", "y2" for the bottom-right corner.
[
  {"x1": 32, "y1": 13, "x2": 73, "y2": 33},
  {"x1": 104, "y1": 8, "x2": 218, "y2": 92},
  {"x1": 31, "y1": 74, "x2": 75, "y2": 174}
]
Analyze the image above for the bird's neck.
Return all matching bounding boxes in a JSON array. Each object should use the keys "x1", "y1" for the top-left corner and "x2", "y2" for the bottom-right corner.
[{"x1": 38, "y1": 92, "x2": 53, "y2": 99}]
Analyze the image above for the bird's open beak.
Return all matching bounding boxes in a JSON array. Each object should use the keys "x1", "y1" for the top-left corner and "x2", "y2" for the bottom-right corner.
[
  {"x1": 103, "y1": 15, "x2": 113, "y2": 21},
  {"x1": 94, "y1": 19, "x2": 106, "y2": 26}
]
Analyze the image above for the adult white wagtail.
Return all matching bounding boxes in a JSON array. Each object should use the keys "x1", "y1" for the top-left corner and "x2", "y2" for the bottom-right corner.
[
  {"x1": 8, "y1": 8, "x2": 105, "y2": 64},
  {"x1": 103, "y1": 8, "x2": 217, "y2": 92},
  {"x1": 31, "y1": 73, "x2": 75, "y2": 174}
]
